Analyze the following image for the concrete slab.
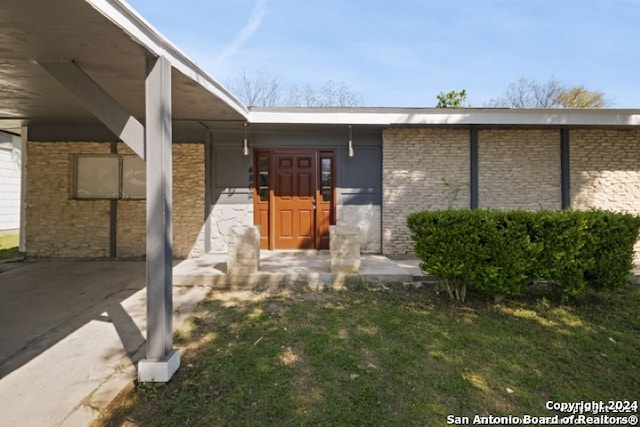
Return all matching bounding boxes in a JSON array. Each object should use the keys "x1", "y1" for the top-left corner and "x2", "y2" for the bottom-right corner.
[
  {"x1": 173, "y1": 250, "x2": 415, "y2": 289},
  {"x1": 0, "y1": 260, "x2": 211, "y2": 427}
]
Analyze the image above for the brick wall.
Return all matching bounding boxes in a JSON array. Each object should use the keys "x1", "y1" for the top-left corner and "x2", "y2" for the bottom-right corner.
[
  {"x1": 570, "y1": 129, "x2": 640, "y2": 214},
  {"x1": 382, "y1": 128, "x2": 469, "y2": 256},
  {"x1": 570, "y1": 129, "x2": 640, "y2": 261},
  {"x1": 478, "y1": 129, "x2": 561, "y2": 210},
  {"x1": 25, "y1": 142, "x2": 204, "y2": 258}
]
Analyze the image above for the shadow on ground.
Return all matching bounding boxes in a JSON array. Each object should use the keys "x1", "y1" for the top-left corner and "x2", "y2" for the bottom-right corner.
[{"x1": 0, "y1": 260, "x2": 146, "y2": 378}]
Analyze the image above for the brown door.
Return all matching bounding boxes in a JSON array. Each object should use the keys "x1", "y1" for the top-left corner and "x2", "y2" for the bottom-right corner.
[{"x1": 273, "y1": 152, "x2": 317, "y2": 249}]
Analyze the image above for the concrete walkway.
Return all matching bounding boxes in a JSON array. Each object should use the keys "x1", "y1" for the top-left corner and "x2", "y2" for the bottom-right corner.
[
  {"x1": 0, "y1": 260, "x2": 211, "y2": 427},
  {"x1": 0, "y1": 252, "x2": 419, "y2": 426}
]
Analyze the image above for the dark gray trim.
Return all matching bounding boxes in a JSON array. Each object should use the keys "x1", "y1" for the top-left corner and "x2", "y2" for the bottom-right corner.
[
  {"x1": 470, "y1": 126, "x2": 479, "y2": 209},
  {"x1": 27, "y1": 122, "x2": 208, "y2": 143},
  {"x1": 28, "y1": 124, "x2": 120, "y2": 142},
  {"x1": 561, "y1": 128, "x2": 571, "y2": 209},
  {"x1": 204, "y1": 131, "x2": 213, "y2": 253},
  {"x1": 110, "y1": 141, "x2": 117, "y2": 258}
]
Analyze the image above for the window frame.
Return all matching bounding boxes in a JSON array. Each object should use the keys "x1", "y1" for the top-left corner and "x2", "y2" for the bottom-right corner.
[{"x1": 73, "y1": 154, "x2": 146, "y2": 200}]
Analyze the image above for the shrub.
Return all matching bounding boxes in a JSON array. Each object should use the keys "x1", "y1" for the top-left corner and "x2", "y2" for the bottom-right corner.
[
  {"x1": 407, "y1": 209, "x2": 640, "y2": 303},
  {"x1": 581, "y1": 211, "x2": 640, "y2": 291}
]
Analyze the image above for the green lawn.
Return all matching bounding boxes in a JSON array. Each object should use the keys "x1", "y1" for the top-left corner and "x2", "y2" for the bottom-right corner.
[
  {"x1": 0, "y1": 233, "x2": 19, "y2": 260},
  {"x1": 102, "y1": 284, "x2": 639, "y2": 426}
]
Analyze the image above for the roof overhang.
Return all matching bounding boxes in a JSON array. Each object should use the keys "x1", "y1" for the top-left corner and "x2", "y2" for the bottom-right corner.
[
  {"x1": 0, "y1": 0, "x2": 248, "y2": 137},
  {"x1": 248, "y1": 107, "x2": 640, "y2": 128}
]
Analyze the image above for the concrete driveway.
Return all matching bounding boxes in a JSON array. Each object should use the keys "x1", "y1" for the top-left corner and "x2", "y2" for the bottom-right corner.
[{"x1": 0, "y1": 260, "x2": 211, "y2": 426}]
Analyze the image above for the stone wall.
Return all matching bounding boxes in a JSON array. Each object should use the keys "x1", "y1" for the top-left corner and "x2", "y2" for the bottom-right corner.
[
  {"x1": 570, "y1": 129, "x2": 640, "y2": 214},
  {"x1": 188, "y1": 202, "x2": 253, "y2": 255},
  {"x1": 172, "y1": 144, "x2": 205, "y2": 258},
  {"x1": 26, "y1": 142, "x2": 112, "y2": 258},
  {"x1": 382, "y1": 128, "x2": 469, "y2": 256},
  {"x1": 478, "y1": 129, "x2": 561, "y2": 210},
  {"x1": 570, "y1": 129, "x2": 640, "y2": 260},
  {"x1": 25, "y1": 141, "x2": 204, "y2": 258},
  {"x1": 337, "y1": 204, "x2": 381, "y2": 253}
]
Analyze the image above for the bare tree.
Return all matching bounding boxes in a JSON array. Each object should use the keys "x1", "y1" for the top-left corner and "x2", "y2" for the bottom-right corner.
[
  {"x1": 486, "y1": 77, "x2": 610, "y2": 109},
  {"x1": 227, "y1": 69, "x2": 286, "y2": 107},
  {"x1": 227, "y1": 70, "x2": 362, "y2": 107}
]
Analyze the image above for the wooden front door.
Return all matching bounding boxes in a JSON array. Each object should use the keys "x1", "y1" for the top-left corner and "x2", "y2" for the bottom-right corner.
[
  {"x1": 273, "y1": 152, "x2": 316, "y2": 249},
  {"x1": 254, "y1": 150, "x2": 334, "y2": 250}
]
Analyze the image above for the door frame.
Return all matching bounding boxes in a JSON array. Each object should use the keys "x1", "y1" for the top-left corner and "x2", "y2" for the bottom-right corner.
[{"x1": 253, "y1": 148, "x2": 336, "y2": 250}]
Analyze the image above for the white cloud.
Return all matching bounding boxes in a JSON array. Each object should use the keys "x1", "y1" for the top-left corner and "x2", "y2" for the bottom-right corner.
[{"x1": 215, "y1": 0, "x2": 267, "y2": 65}]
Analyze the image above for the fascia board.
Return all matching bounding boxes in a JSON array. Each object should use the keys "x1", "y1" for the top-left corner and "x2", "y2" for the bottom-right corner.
[{"x1": 248, "y1": 109, "x2": 640, "y2": 127}]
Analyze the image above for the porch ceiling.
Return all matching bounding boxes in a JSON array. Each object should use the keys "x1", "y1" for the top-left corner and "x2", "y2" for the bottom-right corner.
[{"x1": 0, "y1": 0, "x2": 248, "y2": 136}]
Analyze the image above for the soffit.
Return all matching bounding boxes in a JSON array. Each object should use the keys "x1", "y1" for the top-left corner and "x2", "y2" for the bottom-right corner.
[{"x1": 0, "y1": 0, "x2": 247, "y2": 135}]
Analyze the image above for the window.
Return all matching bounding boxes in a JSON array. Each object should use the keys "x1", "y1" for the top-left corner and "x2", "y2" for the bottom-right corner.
[
  {"x1": 320, "y1": 157, "x2": 332, "y2": 202},
  {"x1": 257, "y1": 155, "x2": 269, "y2": 202},
  {"x1": 73, "y1": 154, "x2": 146, "y2": 200},
  {"x1": 74, "y1": 155, "x2": 120, "y2": 199},
  {"x1": 121, "y1": 155, "x2": 146, "y2": 199}
]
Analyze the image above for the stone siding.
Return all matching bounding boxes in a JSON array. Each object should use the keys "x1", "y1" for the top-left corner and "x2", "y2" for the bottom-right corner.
[
  {"x1": 570, "y1": 129, "x2": 640, "y2": 260},
  {"x1": 570, "y1": 129, "x2": 640, "y2": 214},
  {"x1": 382, "y1": 128, "x2": 469, "y2": 256},
  {"x1": 172, "y1": 144, "x2": 205, "y2": 258},
  {"x1": 26, "y1": 142, "x2": 112, "y2": 258},
  {"x1": 337, "y1": 204, "x2": 381, "y2": 253},
  {"x1": 25, "y1": 141, "x2": 204, "y2": 258},
  {"x1": 200, "y1": 202, "x2": 253, "y2": 254},
  {"x1": 478, "y1": 129, "x2": 561, "y2": 210}
]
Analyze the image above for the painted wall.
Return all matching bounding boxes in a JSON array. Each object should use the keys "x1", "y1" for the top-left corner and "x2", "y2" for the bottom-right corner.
[
  {"x1": 0, "y1": 135, "x2": 21, "y2": 232},
  {"x1": 204, "y1": 128, "x2": 383, "y2": 252}
]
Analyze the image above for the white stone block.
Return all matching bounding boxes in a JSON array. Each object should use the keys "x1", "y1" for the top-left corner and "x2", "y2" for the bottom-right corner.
[
  {"x1": 227, "y1": 226, "x2": 260, "y2": 275},
  {"x1": 138, "y1": 348, "x2": 180, "y2": 383}
]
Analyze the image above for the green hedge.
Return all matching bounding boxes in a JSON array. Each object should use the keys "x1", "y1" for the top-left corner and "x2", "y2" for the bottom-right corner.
[{"x1": 406, "y1": 209, "x2": 640, "y2": 302}]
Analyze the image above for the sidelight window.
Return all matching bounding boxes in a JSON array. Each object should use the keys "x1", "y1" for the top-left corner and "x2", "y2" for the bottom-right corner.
[
  {"x1": 321, "y1": 157, "x2": 332, "y2": 202},
  {"x1": 258, "y1": 155, "x2": 269, "y2": 202}
]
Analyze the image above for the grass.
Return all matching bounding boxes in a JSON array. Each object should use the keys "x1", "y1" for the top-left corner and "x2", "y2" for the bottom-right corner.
[
  {"x1": 101, "y1": 284, "x2": 640, "y2": 426},
  {"x1": 0, "y1": 233, "x2": 20, "y2": 260}
]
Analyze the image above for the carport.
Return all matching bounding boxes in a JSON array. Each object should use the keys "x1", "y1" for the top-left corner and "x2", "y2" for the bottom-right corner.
[{"x1": 0, "y1": 0, "x2": 248, "y2": 382}]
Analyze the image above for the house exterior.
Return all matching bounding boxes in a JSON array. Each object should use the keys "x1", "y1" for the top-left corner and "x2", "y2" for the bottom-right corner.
[
  {"x1": 2, "y1": 0, "x2": 639, "y2": 383},
  {"x1": 24, "y1": 109, "x2": 640, "y2": 260}
]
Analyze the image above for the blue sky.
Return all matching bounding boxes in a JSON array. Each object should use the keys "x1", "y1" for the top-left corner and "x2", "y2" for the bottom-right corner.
[{"x1": 126, "y1": 0, "x2": 640, "y2": 108}]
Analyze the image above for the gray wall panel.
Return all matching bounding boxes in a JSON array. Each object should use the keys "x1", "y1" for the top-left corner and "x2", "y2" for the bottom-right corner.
[{"x1": 209, "y1": 127, "x2": 382, "y2": 206}]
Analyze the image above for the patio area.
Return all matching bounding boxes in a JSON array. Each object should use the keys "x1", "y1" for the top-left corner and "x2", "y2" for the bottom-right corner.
[{"x1": 173, "y1": 250, "x2": 424, "y2": 289}]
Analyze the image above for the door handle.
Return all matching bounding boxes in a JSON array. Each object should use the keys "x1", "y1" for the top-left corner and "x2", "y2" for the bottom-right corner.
[{"x1": 312, "y1": 197, "x2": 316, "y2": 210}]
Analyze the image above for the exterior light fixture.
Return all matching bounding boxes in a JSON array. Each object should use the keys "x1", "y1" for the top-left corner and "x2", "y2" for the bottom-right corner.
[
  {"x1": 348, "y1": 125, "x2": 354, "y2": 157},
  {"x1": 242, "y1": 122, "x2": 249, "y2": 156}
]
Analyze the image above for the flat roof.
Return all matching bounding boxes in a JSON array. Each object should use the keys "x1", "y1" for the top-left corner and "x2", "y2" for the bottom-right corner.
[{"x1": 248, "y1": 107, "x2": 640, "y2": 127}]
